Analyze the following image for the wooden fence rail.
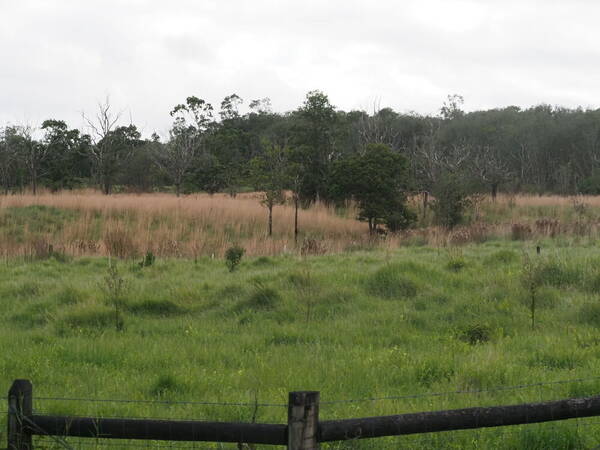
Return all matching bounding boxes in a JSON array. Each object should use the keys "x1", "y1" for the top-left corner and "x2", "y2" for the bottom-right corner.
[{"x1": 7, "y1": 379, "x2": 600, "y2": 449}]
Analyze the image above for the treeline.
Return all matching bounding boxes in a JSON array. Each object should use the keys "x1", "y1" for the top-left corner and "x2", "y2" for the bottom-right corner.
[{"x1": 2, "y1": 91, "x2": 600, "y2": 228}]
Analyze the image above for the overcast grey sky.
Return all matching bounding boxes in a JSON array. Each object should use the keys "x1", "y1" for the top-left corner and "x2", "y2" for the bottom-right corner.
[{"x1": 1, "y1": 0, "x2": 598, "y2": 137}]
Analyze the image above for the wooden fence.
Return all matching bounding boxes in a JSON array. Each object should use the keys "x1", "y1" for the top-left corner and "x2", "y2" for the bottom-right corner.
[{"x1": 7, "y1": 379, "x2": 600, "y2": 449}]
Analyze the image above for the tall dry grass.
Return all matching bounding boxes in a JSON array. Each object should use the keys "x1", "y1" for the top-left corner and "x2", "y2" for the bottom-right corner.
[
  {"x1": 3, "y1": 191, "x2": 600, "y2": 260},
  {"x1": 0, "y1": 191, "x2": 371, "y2": 258}
]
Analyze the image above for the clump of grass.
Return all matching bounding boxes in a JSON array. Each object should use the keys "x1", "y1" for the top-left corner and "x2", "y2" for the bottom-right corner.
[
  {"x1": 150, "y1": 374, "x2": 183, "y2": 397},
  {"x1": 529, "y1": 351, "x2": 582, "y2": 370},
  {"x1": 289, "y1": 267, "x2": 320, "y2": 322},
  {"x1": 445, "y1": 247, "x2": 467, "y2": 272},
  {"x1": 54, "y1": 286, "x2": 84, "y2": 305},
  {"x1": 535, "y1": 258, "x2": 582, "y2": 288},
  {"x1": 365, "y1": 264, "x2": 419, "y2": 299},
  {"x1": 252, "y1": 256, "x2": 273, "y2": 266},
  {"x1": 8, "y1": 281, "x2": 41, "y2": 299},
  {"x1": 235, "y1": 281, "x2": 281, "y2": 311},
  {"x1": 58, "y1": 305, "x2": 117, "y2": 330},
  {"x1": 484, "y1": 249, "x2": 518, "y2": 266},
  {"x1": 457, "y1": 323, "x2": 492, "y2": 345},
  {"x1": 579, "y1": 301, "x2": 600, "y2": 327},
  {"x1": 127, "y1": 299, "x2": 184, "y2": 316},
  {"x1": 414, "y1": 360, "x2": 455, "y2": 387}
]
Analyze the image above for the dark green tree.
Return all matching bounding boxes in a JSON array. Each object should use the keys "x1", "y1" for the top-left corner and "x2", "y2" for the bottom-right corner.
[
  {"x1": 249, "y1": 143, "x2": 288, "y2": 236},
  {"x1": 331, "y1": 143, "x2": 414, "y2": 234}
]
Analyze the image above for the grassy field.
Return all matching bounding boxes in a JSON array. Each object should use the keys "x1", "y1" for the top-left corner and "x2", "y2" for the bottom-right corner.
[{"x1": 3, "y1": 236, "x2": 600, "y2": 448}]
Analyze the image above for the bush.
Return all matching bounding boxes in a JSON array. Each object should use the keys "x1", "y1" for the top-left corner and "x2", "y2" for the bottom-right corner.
[
  {"x1": 139, "y1": 251, "x2": 155, "y2": 268},
  {"x1": 225, "y1": 245, "x2": 245, "y2": 272},
  {"x1": 384, "y1": 206, "x2": 417, "y2": 233}
]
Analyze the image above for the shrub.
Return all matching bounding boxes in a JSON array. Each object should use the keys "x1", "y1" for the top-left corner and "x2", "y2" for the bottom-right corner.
[
  {"x1": 225, "y1": 245, "x2": 245, "y2": 272},
  {"x1": 139, "y1": 251, "x2": 155, "y2": 268}
]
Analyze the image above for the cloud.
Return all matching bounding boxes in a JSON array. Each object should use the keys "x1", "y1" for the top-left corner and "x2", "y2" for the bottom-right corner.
[{"x1": 1, "y1": 0, "x2": 599, "y2": 135}]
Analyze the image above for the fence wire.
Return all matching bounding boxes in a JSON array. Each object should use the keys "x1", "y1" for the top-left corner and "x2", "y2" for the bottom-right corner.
[{"x1": 24, "y1": 374, "x2": 600, "y2": 410}]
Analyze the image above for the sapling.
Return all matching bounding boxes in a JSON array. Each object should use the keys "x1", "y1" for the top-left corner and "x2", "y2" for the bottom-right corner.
[
  {"x1": 104, "y1": 263, "x2": 126, "y2": 331},
  {"x1": 521, "y1": 253, "x2": 541, "y2": 330}
]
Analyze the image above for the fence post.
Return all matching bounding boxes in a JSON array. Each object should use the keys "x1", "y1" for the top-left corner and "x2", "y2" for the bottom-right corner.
[
  {"x1": 7, "y1": 379, "x2": 33, "y2": 450},
  {"x1": 287, "y1": 391, "x2": 319, "y2": 450}
]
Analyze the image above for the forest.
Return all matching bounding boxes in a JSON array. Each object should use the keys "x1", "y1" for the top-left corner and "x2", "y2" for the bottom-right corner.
[{"x1": 3, "y1": 92, "x2": 600, "y2": 206}]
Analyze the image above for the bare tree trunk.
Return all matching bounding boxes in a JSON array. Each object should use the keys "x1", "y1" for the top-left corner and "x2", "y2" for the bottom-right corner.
[
  {"x1": 31, "y1": 166, "x2": 37, "y2": 195},
  {"x1": 294, "y1": 195, "x2": 299, "y2": 244},
  {"x1": 268, "y1": 203, "x2": 273, "y2": 237},
  {"x1": 422, "y1": 191, "x2": 429, "y2": 219},
  {"x1": 491, "y1": 183, "x2": 498, "y2": 201}
]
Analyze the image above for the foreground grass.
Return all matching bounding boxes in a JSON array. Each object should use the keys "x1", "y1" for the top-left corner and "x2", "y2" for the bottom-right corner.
[{"x1": 3, "y1": 242, "x2": 600, "y2": 448}]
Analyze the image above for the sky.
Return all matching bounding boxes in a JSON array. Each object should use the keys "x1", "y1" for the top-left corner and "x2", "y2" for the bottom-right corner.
[{"x1": 1, "y1": 0, "x2": 599, "y2": 137}]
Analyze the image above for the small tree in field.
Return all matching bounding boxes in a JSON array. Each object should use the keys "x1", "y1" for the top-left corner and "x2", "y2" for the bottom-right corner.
[
  {"x1": 249, "y1": 143, "x2": 288, "y2": 237},
  {"x1": 431, "y1": 173, "x2": 471, "y2": 229},
  {"x1": 331, "y1": 143, "x2": 414, "y2": 234},
  {"x1": 225, "y1": 245, "x2": 245, "y2": 272},
  {"x1": 103, "y1": 263, "x2": 126, "y2": 331}
]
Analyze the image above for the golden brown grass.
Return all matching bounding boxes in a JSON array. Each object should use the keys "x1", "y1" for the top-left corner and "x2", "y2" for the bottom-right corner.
[
  {"x1": 0, "y1": 191, "x2": 370, "y2": 258},
  {"x1": 3, "y1": 191, "x2": 600, "y2": 260}
]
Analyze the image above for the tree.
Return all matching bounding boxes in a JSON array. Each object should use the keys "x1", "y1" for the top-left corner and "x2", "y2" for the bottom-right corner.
[
  {"x1": 219, "y1": 94, "x2": 243, "y2": 122},
  {"x1": 471, "y1": 145, "x2": 512, "y2": 200},
  {"x1": 9, "y1": 125, "x2": 46, "y2": 195},
  {"x1": 0, "y1": 127, "x2": 19, "y2": 194},
  {"x1": 440, "y1": 94, "x2": 465, "y2": 121},
  {"x1": 292, "y1": 90, "x2": 338, "y2": 203},
  {"x1": 249, "y1": 143, "x2": 288, "y2": 236},
  {"x1": 84, "y1": 98, "x2": 137, "y2": 195},
  {"x1": 41, "y1": 119, "x2": 92, "y2": 190},
  {"x1": 331, "y1": 143, "x2": 414, "y2": 234}
]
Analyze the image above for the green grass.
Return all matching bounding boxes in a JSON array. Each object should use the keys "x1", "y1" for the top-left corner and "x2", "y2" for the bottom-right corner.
[{"x1": 3, "y1": 242, "x2": 600, "y2": 448}]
